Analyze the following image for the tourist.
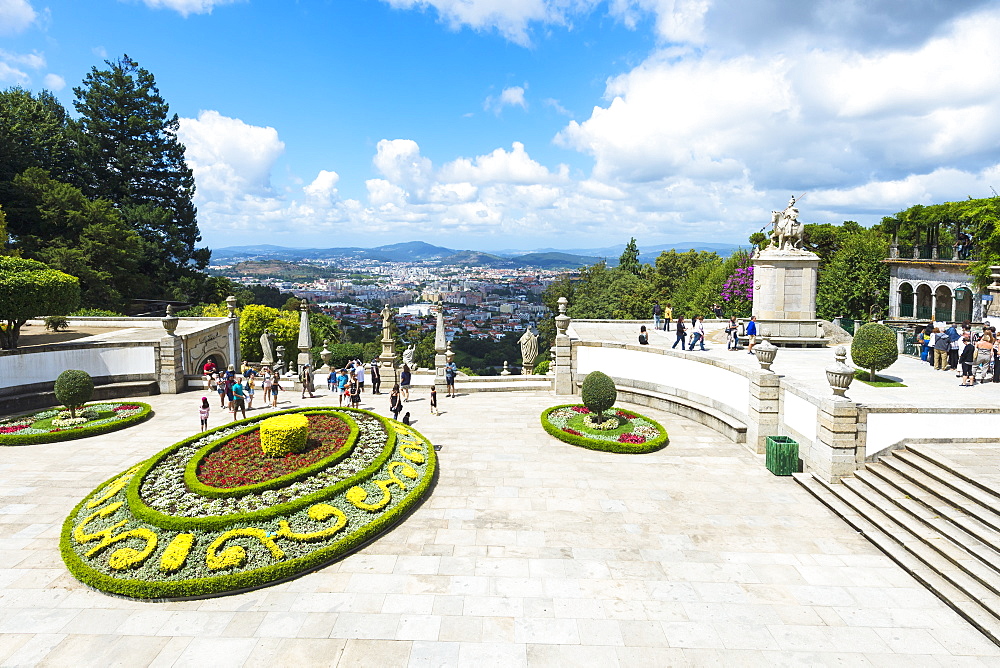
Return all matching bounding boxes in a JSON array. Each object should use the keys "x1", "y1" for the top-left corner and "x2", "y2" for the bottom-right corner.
[
  {"x1": 231, "y1": 376, "x2": 247, "y2": 419},
  {"x1": 932, "y1": 327, "x2": 949, "y2": 370},
  {"x1": 725, "y1": 316, "x2": 739, "y2": 350},
  {"x1": 245, "y1": 377, "x2": 255, "y2": 410},
  {"x1": 688, "y1": 316, "x2": 706, "y2": 351},
  {"x1": 672, "y1": 316, "x2": 686, "y2": 349},
  {"x1": 652, "y1": 301, "x2": 662, "y2": 330},
  {"x1": 356, "y1": 362, "x2": 365, "y2": 394},
  {"x1": 202, "y1": 359, "x2": 217, "y2": 375},
  {"x1": 349, "y1": 372, "x2": 361, "y2": 408},
  {"x1": 445, "y1": 359, "x2": 457, "y2": 397},
  {"x1": 430, "y1": 386, "x2": 439, "y2": 415},
  {"x1": 327, "y1": 369, "x2": 337, "y2": 392},
  {"x1": 663, "y1": 303, "x2": 673, "y2": 331},
  {"x1": 270, "y1": 377, "x2": 281, "y2": 407},
  {"x1": 198, "y1": 397, "x2": 210, "y2": 432},
  {"x1": 261, "y1": 369, "x2": 272, "y2": 404},
  {"x1": 916, "y1": 325, "x2": 928, "y2": 362},
  {"x1": 959, "y1": 334, "x2": 975, "y2": 386},
  {"x1": 923, "y1": 324, "x2": 935, "y2": 366},
  {"x1": 370, "y1": 358, "x2": 382, "y2": 394},
  {"x1": 712, "y1": 303, "x2": 723, "y2": 318},
  {"x1": 300, "y1": 364, "x2": 315, "y2": 399},
  {"x1": 746, "y1": 315, "x2": 758, "y2": 354},
  {"x1": 400, "y1": 363, "x2": 411, "y2": 401},
  {"x1": 974, "y1": 331, "x2": 995, "y2": 383},
  {"x1": 389, "y1": 383, "x2": 403, "y2": 420},
  {"x1": 337, "y1": 368, "x2": 349, "y2": 406},
  {"x1": 638, "y1": 325, "x2": 649, "y2": 345},
  {"x1": 946, "y1": 323, "x2": 960, "y2": 370},
  {"x1": 224, "y1": 373, "x2": 235, "y2": 411}
]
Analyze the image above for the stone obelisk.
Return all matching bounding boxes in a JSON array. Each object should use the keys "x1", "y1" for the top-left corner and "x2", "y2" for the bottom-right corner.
[{"x1": 296, "y1": 299, "x2": 313, "y2": 371}]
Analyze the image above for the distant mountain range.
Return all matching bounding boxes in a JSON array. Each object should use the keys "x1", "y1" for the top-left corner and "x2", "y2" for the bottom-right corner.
[{"x1": 209, "y1": 240, "x2": 742, "y2": 269}]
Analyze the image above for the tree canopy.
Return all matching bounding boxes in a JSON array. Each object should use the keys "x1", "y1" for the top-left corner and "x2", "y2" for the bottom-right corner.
[{"x1": 0, "y1": 256, "x2": 80, "y2": 349}]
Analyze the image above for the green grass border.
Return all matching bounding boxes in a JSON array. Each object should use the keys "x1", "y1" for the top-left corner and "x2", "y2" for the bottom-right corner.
[
  {"x1": 183, "y1": 412, "x2": 360, "y2": 499},
  {"x1": 853, "y1": 370, "x2": 907, "y2": 387},
  {"x1": 0, "y1": 402, "x2": 153, "y2": 446},
  {"x1": 59, "y1": 410, "x2": 437, "y2": 600},
  {"x1": 541, "y1": 404, "x2": 668, "y2": 454}
]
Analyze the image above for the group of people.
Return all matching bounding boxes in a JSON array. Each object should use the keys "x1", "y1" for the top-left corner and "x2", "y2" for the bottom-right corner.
[
  {"x1": 917, "y1": 321, "x2": 1000, "y2": 386},
  {"x1": 325, "y1": 358, "x2": 382, "y2": 408},
  {"x1": 200, "y1": 360, "x2": 288, "y2": 430},
  {"x1": 642, "y1": 312, "x2": 758, "y2": 353}
]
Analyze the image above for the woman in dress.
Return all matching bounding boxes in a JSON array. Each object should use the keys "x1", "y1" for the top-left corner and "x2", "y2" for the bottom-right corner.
[{"x1": 400, "y1": 363, "x2": 411, "y2": 402}]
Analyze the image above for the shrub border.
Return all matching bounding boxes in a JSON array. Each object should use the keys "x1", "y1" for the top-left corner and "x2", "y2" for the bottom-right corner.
[
  {"x1": 0, "y1": 402, "x2": 153, "y2": 446},
  {"x1": 541, "y1": 404, "x2": 668, "y2": 454},
  {"x1": 183, "y1": 412, "x2": 360, "y2": 499},
  {"x1": 60, "y1": 409, "x2": 437, "y2": 601}
]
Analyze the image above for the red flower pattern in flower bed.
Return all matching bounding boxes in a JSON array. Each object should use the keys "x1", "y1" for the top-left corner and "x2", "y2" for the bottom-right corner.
[{"x1": 196, "y1": 414, "x2": 351, "y2": 488}]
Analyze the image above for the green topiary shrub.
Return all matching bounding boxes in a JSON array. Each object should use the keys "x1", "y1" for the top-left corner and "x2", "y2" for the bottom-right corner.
[
  {"x1": 533, "y1": 360, "x2": 550, "y2": 375},
  {"x1": 581, "y1": 370, "x2": 617, "y2": 423},
  {"x1": 44, "y1": 315, "x2": 69, "y2": 332},
  {"x1": 54, "y1": 369, "x2": 94, "y2": 418},
  {"x1": 260, "y1": 413, "x2": 309, "y2": 456},
  {"x1": 851, "y1": 322, "x2": 899, "y2": 381}
]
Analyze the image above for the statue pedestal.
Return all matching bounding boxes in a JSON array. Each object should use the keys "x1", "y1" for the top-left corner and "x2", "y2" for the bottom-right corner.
[{"x1": 752, "y1": 249, "x2": 826, "y2": 347}]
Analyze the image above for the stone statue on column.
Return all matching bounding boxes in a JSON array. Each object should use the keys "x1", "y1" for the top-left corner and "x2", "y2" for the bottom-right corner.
[
  {"x1": 519, "y1": 326, "x2": 538, "y2": 375},
  {"x1": 260, "y1": 329, "x2": 275, "y2": 366}
]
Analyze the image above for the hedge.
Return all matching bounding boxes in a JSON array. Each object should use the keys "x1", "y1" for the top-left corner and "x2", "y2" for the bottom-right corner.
[
  {"x1": 0, "y1": 402, "x2": 153, "y2": 446},
  {"x1": 540, "y1": 404, "x2": 668, "y2": 454}
]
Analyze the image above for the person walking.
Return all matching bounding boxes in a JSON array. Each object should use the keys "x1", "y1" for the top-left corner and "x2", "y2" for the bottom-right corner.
[
  {"x1": 370, "y1": 358, "x2": 382, "y2": 394},
  {"x1": 327, "y1": 369, "x2": 337, "y2": 392},
  {"x1": 946, "y1": 323, "x2": 960, "y2": 371},
  {"x1": 198, "y1": 397, "x2": 210, "y2": 432},
  {"x1": 974, "y1": 331, "x2": 995, "y2": 383},
  {"x1": 445, "y1": 359, "x2": 457, "y2": 397},
  {"x1": 389, "y1": 383, "x2": 403, "y2": 420},
  {"x1": 261, "y1": 369, "x2": 272, "y2": 405},
  {"x1": 725, "y1": 316, "x2": 739, "y2": 350},
  {"x1": 746, "y1": 315, "x2": 758, "y2": 354},
  {"x1": 231, "y1": 377, "x2": 247, "y2": 420},
  {"x1": 349, "y1": 373, "x2": 361, "y2": 408},
  {"x1": 916, "y1": 325, "x2": 928, "y2": 362},
  {"x1": 430, "y1": 386, "x2": 439, "y2": 416},
  {"x1": 336, "y1": 368, "x2": 349, "y2": 406},
  {"x1": 245, "y1": 377, "x2": 255, "y2": 410},
  {"x1": 663, "y1": 303, "x2": 673, "y2": 332},
  {"x1": 400, "y1": 364, "x2": 411, "y2": 401},
  {"x1": 300, "y1": 364, "x2": 315, "y2": 399},
  {"x1": 216, "y1": 373, "x2": 227, "y2": 408},
  {"x1": 688, "y1": 316, "x2": 706, "y2": 351},
  {"x1": 959, "y1": 334, "x2": 975, "y2": 386},
  {"x1": 672, "y1": 316, "x2": 686, "y2": 349},
  {"x1": 652, "y1": 302, "x2": 662, "y2": 331},
  {"x1": 270, "y1": 377, "x2": 281, "y2": 407},
  {"x1": 356, "y1": 362, "x2": 365, "y2": 394}
]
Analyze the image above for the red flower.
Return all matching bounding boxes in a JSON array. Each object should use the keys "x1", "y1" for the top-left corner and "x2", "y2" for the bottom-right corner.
[
  {"x1": 564, "y1": 428, "x2": 581, "y2": 436},
  {"x1": 0, "y1": 425, "x2": 27, "y2": 434},
  {"x1": 618, "y1": 433, "x2": 645, "y2": 444},
  {"x1": 571, "y1": 406, "x2": 590, "y2": 413}
]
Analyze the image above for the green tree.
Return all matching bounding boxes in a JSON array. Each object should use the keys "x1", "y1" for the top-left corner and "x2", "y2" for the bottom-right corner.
[
  {"x1": 10, "y1": 168, "x2": 142, "y2": 310},
  {"x1": 651, "y1": 250, "x2": 721, "y2": 300},
  {"x1": 568, "y1": 262, "x2": 650, "y2": 319},
  {"x1": 0, "y1": 87, "x2": 74, "y2": 205},
  {"x1": 816, "y1": 229, "x2": 890, "y2": 321},
  {"x1": 851, "y1": 322, "x2": 899, "y2": 381},
  {"x1": 72, "y1": 55, "x2": 209, "y2": 296},
  {"x1": 618, "y1": 237, "x2": 642, "y2": 276},
  {"x1": 0, "y1": 256, "x2": 80, "y2": 349},
  {"x1": 238, "y1": 304, "x2": 299, "y2": 365}
]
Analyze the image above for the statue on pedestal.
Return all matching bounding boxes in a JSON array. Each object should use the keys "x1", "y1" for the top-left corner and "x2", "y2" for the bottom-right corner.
[
  {"x1": 519, "y1": 327, "x2": 538, "y2": 374},
  {"x1": 259, "y1": 329, "x2": 275, "y2": 365},
  {"x1": 769, "y1": 194, "x2": 805, "y2": 251},
  {"x1": 402, "y1": 344, "x2": 416, "y2": 369}
]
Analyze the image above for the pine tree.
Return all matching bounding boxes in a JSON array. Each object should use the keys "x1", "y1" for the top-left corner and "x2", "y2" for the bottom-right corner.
[
  {"x1": 72, "y1": 55, "x2": 209, "y2": 297},
  {"x1": 618, "y1": 237, "x2": 642, "y2": 276}
]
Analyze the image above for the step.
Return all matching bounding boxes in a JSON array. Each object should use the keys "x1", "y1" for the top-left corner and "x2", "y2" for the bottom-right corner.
[
  {"x1": 906, "y1": 444, "x2": 1000, "y2": 506},
  {"x1": 864, "y1": 463, "x2": 1000, "y2": 570},
  {"x1": 793, "y1": 472, "x2": 1000, "y2": 645},
  {"x1": 848, "y1": 471, "x2": 1000, "y2": 597},
  {"x1": 880, "y1": 454, "x2": 1000, "y2": 536}
]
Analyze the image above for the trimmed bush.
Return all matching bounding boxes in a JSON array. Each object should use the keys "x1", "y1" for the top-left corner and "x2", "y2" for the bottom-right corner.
[
  {"x1": 541, "y1": 404, "x2": 668, "y2": 454},
  {"x1": 581, "y1": 371, "x2": 616, "y2": 423},
  {"x1": 260, "y1": 413, "x2": 308, "y2": 456},
  {"x1": 53, "y1": 370, "x2": 94, "y2": 418},
  {"x1": 533, "y1": 360, "x2": 550, "y2": 375},
  {"x1": 851, "y1": 322, "x2": 899, "y2": 381}
]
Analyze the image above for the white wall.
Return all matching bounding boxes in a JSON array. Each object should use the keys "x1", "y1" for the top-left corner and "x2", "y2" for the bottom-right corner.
[
  {"x1": 782, "y1": 390, "x2": 819, "y2": 445},
  {"x1": 0, "y1": 346, "x2": 156, "y2": 391},
  {"x1": 867, "y1": 412, "x2": 1000, "y2": 457},
  {"x1": 576, "y1": 346, "x2": 749, "y2": 416}
]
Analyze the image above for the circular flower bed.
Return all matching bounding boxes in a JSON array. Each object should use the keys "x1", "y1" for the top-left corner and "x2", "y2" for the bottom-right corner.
[
  {"x1": 0, "y1": 402, "x2": 152, "y2": 446},
  {"x1": 60, "y1": 406, "x2": 436, "y2": 600},
  {"x1": 541, "y1": 404, "x2": 668, "y2": 453}
]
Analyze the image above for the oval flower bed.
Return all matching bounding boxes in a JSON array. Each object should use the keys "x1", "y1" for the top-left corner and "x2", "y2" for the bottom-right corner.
[
  {"x1": 60, "y1": 406, "x2": 437, "y2": 600},
  {"x1": 0, "y1": 402, "x2": 153, "y2": 446},
  {"x1": 541, "y1": 404, "x2": 668, "y2": 453}
]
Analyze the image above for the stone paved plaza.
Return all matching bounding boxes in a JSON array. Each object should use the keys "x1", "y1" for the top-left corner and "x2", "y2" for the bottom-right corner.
[{"x1": 2, "y1": 388, "x2": 999, "y2": 666}]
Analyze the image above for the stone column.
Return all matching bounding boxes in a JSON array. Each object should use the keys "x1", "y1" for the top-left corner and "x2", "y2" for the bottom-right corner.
[
  {"x1": 988, "y1": 267, "x2": 1000, "y2": 319},
  {"x1": 746, "y1": 370, "x2": 780, "y2": 454},
  {"x1": 226, "y1": 296, "x2": 241, "y2": 370},
  {"x1": 433, "y1": 302, "x2": 446, "y2": 387},
  {"x1": 378, "y1": 304, "x2": 399, "y2": 386},
  {"x1": 554, "y1": 297, "x2": 573, "y2": 395},
  {"x1": 296, "y1": 299, "x2": 312, "y2": 371},
  {"x1": 810, "y1": 398, "x2": 862, "y2": 483}
]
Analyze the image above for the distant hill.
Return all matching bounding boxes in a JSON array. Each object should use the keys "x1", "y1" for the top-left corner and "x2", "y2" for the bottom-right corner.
[
  {"x1": 440, "y1": 250, "x2": 510, "y2": 267},
  {"x1": 223, "y1": 260, "x2": 341, "y2": 281},
  {"x1": 210, "y1": 241, "x2": 455, "y2": 264},
  {"x1": 511, "y1": 252, "x2": 604, "y2": 269}
]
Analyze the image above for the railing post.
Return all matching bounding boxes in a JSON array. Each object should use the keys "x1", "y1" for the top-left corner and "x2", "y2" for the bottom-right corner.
[{"x1": 554, "y1": 297, "x2": 574, "y2": 395}]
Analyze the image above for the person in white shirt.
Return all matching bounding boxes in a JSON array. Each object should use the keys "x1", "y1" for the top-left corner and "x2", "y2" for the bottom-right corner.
[{"x1": 688, "y1": 316, "x2": 707, "y2": 351}]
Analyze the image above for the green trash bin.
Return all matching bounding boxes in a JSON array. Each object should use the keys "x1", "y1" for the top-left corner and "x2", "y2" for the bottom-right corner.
[{"x1": 766, "y1": 436, "x2": 799, "y2": 476}]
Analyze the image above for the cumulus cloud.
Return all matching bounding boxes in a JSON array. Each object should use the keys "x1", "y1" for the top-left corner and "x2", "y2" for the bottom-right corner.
[
  {"x1": 380, "y1": 0, "x2": 581, "y2": 45},
  {"x1": 42, "y1": 73, "x2": 65, "y2": 91},
  {"x1": 0, "y1": 48, "x2": 44, "y2": 85},
  {"x1": 0, "y1": 0, "x2": 37, "y2": 35},
  {"x1": 484, "y1": 85, "x2": 527, "y2": 114},
  {"x1": 136, "y1": 0, "x2": 242, "y2": 17}
]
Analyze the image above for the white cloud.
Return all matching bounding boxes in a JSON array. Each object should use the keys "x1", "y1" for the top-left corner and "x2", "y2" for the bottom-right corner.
[
  {"x1": 303, "y1": 170, "x2": 340, "y2": 203},
  {"x1": 440, "y1": 142, "x2": 565, "y2": 184},
  {"x1": 484, "y1": 85, "x2": 528, "y2": 114},
  {"x1": 372, "y1": 139, "x2": 433, "y2": 195},
  {"x1": 42, "y1": 73, "x2": 65, "y2": 91},
  {"x1": 381, "y1": 0, "x2": 580, "y2": 46},
  {"x1": 0, "y1": 0, "x2": 36, "y2": 35},
  {"x1": 0, "y1": 48, "x2": 44, "y2": 85},
  {"x1": 136, "y1": 0, "x2": 241, "y2": 17},
  {"x1": 543, "y1": 98, "x2": 572, "y2": 117},
  {"x1": 0, "y1": 62, "x2": 29, "y2": 84}
]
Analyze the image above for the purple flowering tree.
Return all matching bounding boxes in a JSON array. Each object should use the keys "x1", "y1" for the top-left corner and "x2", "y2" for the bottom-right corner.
[{"x1": 720, "y1": 261, "x2": 753, "y2": 318}]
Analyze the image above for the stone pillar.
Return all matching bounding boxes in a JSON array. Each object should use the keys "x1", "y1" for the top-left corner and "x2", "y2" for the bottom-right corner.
[
  {"x1": 433, "y1": 302, "x2": 446, "y2": 387},
  {"x1": 378, "y1": 305, "x2": 399, "y2": 386},
  {"x1": 752, "y1": 249, "x2": 820, "y2": 320},
  {"x1": 157, "y1": 335, "x2": 186, "y2": 394},
  {"x1": 296, "y1": 299, "x2": 312, "y2": 371},
  {"x1": 226, "y1": 296, "x2": 241, "y2": 370},
  {"x1": 988, "y1": 267, "x2": 1000, "y2": 319},
  {"x1": 810, "y1": 398, "x2": 862, "y2": 483},
  {"x1": 746, "y1": 370, "x2": 780, "y2": 454},
  {"x1": 554, "y1": 297, "x2": 573, "y2": 395}
]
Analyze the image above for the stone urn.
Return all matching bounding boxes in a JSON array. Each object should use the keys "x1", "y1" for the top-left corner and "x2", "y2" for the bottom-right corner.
[
  {"x1": 320, "y1": 339, "x2": 332, "y2": 370},
  {"x1": 162, "y1": 304, "x2": 178, "y2": 336},
  {"x1": 753, "y1": 333, "x2": 778, "y2": 372},
  {"x1": 501, "y1": 361, "x2": 511, "y2": 376},
  {"x1": 555, "y1": 297, "x2": 570, "y2": 336},
  {"x1": 826, "y1": 346, "x2": 855, "y2": 398}
]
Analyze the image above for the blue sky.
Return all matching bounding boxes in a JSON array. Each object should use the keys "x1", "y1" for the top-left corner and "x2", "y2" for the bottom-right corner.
[{"x1": 2, "y1": 0, "x2": 1000, "y2": 252}]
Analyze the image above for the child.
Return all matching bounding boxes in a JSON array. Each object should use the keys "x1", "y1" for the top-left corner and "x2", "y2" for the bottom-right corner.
[
  {"x1": 216, "y1": 375, "x2": 227, "y2": 408},
  {"x1": 401, "y1": 411, "x2": 410, "y2": 425},
  {"x1": 199, "y1": 397, "x2": 210, "y2": 431},
  {"x1": 246, "y1": 377, "x2": 255, "y2": 410},
  {"x1": 430, "y1": 386, "x2": 439, "y2": 415},
  {"x1": 271, "y1": 377, "x2": 281, "y2": 407}
]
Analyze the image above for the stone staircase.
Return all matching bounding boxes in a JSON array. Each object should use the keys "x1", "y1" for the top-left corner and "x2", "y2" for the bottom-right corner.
[{"x1": 794, "y1": 444, "x2": 1000, "y2": 646}]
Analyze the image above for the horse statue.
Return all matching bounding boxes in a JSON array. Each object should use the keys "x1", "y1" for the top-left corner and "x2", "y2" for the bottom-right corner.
[{"x1": 768, "y1": 195, "x2": 805, "y2": 251}]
